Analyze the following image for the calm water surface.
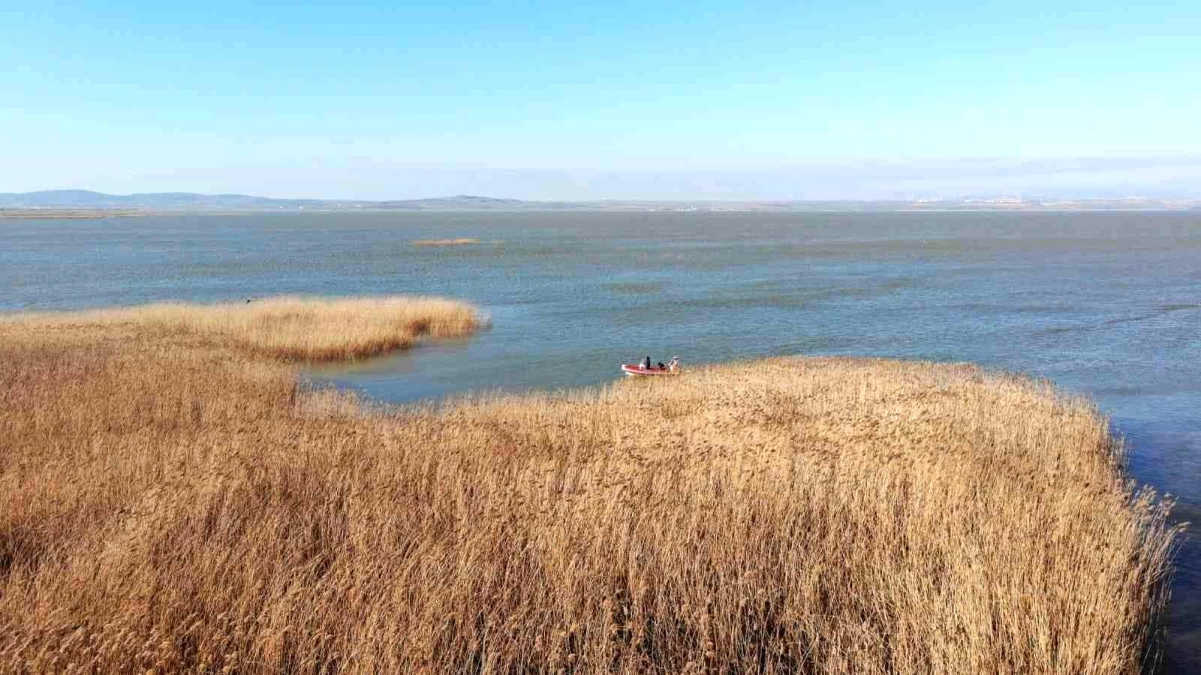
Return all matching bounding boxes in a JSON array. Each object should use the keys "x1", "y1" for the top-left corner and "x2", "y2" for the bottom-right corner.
[{"x1": 3, "y1": 211, "x2": 1199, "y2": 669}]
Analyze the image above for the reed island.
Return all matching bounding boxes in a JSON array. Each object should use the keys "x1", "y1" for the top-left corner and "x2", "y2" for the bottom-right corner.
[{"x1": 0, "y1": 296, "x2": 1179, "y2": 673}]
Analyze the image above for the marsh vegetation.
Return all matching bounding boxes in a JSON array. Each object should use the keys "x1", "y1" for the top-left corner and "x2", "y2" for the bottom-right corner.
[
  {"x1": 412, "y1": 238, "x2": 484, "y2": 246},
  {"x1": 0, "y1": 297, "x2": 1179, "y2": 673}
]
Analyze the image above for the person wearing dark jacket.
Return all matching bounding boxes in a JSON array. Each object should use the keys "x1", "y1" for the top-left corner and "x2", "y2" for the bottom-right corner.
[{"x1": 643, "y1": 356, "x2": 651, "y2": 369}]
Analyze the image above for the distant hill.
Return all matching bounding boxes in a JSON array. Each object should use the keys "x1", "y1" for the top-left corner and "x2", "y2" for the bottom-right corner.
[
  {"x1": 1, "y1": 190, "x2": 1197, "y2": 213},
  {"x1": 0, "y1": 190, "x2": 324, "y2": 210},
  {"x1": 0, "y1": 191, "x2": 537, "y2": 211},
  {"x1": 375, "y1": 195, "x2": 527, "y2": 209}
]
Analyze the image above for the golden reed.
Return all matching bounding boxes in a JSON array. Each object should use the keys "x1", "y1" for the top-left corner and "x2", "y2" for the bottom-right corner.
[{"x1": 0, "y1": 297, "x2": 1180, "y2": 673}]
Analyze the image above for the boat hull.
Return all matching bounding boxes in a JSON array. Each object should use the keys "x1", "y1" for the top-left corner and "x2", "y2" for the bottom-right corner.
[{"x1": 621, "y1": 364, "x2": 675, "y2": 376}]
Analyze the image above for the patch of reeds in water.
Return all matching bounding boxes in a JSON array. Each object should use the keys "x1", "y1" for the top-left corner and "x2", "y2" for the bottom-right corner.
[
  {"x1": 0, "y1": 299, "x2": 1180, "y2": 674},
  {"x1": 2, "y1": 295, "x2": 482, "y2": 361},
  {"x1": 413, "y1": 238, "x2": 482, "y2": 247}
]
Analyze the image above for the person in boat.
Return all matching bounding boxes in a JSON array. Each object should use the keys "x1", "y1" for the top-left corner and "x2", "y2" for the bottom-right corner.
[
  {"x1": 643, "y1": 356, "x2": 651, "y2": 370},
  {"x1": 657, "y1": 361, "x2": 666, "y2": 370}
]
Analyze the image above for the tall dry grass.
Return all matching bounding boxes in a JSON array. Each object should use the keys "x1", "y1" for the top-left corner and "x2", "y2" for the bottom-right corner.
[
  {"x1": 1, "y1": 295, "x2": 482, "y2": 361},
  {"x1": 0, "y1": 299, "x2": 1180, "y2": 674}
]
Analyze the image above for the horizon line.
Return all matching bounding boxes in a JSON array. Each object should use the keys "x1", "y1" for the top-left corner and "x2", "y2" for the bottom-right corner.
[{"x1": 4, "y1": 189, "x2": 1201, "y2": 203}]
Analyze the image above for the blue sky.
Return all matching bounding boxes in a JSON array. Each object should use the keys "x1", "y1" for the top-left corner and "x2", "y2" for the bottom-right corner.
[{"x1": 3, "y1": 1, "x2": 1200, "y2": 199}]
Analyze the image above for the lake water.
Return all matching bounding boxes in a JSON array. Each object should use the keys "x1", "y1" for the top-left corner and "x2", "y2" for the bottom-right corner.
[{"x1": 3, "y1": 211, "x2": 1199, "y2": 670}]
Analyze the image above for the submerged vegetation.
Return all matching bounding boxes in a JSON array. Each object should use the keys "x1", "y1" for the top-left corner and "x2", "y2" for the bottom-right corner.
[{"x1": 0, "y1": 297, "x2": 1180, "y2": 673}]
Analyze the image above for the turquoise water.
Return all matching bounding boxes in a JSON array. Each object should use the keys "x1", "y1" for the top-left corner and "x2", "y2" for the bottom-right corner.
[{"x1": 3, "y1": 211, "x2": 1199, "y2": 669}]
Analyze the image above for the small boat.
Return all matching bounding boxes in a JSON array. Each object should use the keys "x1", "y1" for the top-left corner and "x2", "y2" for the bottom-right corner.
[{"x1": 621, "y1": 356, "x2": 679, "y2": 377}]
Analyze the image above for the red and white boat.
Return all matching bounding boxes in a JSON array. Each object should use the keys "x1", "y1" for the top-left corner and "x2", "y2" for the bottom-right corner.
[{"x1": 621, "y1": 356, "x2": 679, "y2": 377}]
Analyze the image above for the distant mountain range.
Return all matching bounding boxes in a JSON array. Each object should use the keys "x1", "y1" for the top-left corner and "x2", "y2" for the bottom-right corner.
[{"x1": 1, "y1": 189, "x2": 1197, "y2": 213}]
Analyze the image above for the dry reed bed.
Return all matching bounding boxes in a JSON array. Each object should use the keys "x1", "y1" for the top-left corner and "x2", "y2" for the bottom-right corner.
[
  {"x1": 0, "y1": 299, "x2": 1180, "y2": 674},
  {"x1": 412, "y1": 238, "x2": 483, "y2": 247},
  {"x1": 1, "y1": 295, "x2": 482, "y2": 361}
]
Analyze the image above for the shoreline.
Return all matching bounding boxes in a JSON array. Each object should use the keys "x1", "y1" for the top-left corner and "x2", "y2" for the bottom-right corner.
[
  {"x1": 0, "y1": 208, "x2": 147, "y2": 219},
  {"x1": 2, "y1": 203, "x2": 1198, "y2": 220}
]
